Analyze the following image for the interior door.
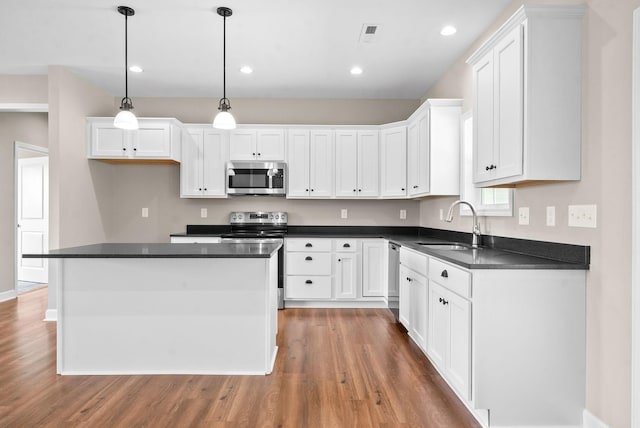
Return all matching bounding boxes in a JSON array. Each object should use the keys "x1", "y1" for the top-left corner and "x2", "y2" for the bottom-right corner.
[{"x1": 17, "y1": 156, "x2": 49, "y2": 283}]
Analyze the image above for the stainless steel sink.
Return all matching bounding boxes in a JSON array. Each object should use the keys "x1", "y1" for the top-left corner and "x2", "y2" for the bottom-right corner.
[{"x1": 416, "y1": 243, "x2": 473, "y2": 250}]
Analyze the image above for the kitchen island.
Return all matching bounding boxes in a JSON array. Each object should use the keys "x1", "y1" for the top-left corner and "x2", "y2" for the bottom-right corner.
[{"x1": 24, "y1": 243, "x2": 280, "y2": 376}]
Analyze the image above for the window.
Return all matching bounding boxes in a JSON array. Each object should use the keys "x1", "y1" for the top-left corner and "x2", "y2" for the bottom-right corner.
[{"x1": 459, "y1": 111, "x2": 513, "y2": 217}]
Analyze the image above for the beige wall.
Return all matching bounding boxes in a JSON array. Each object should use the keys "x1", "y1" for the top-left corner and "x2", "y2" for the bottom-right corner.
[
  {"x1": 0, "y1": 75, "x2": 48, "y2": 104},
  {"x1": 420, "y1": 1, "x2": 638, "y2": 426},
  {"x1": 0, "y1": 113, "x2": 48, "y2": 294}
]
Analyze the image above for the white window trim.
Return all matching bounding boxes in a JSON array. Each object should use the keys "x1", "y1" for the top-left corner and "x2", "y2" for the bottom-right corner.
[{"x1": 459, "y1": 111, "x2": 514, "y2": 217}]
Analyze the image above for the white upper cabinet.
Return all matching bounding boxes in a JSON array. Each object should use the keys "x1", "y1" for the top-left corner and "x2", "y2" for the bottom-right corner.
[
  {"x1": 87, "y1": 117, "x2": 181, "y2": 163},
  {"x1": 335, "y1": 130, "x2": 379, "y2": 198},
  {"x1": 380, "y1": 125, "x2": 407, "y2": 198},
  {"x1": 287, "y1": 129, "x2": 334, "y2": 198},
  {"x1": 229, "y1": 128, "x2": 285, "y2": 161},
  {"x1": 407, "y1": 99, "x2": 462, "y2": 197},
  {"x1": 467, "y1": 4, "x2": 585, "y2": 187},
  {"x1": 180, "y1": 126, "x2": 228, "y2": 198}
]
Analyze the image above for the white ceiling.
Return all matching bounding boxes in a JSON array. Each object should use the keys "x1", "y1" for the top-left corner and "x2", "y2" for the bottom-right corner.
[{"x1": 0, "y1": 0, "x2": 512, "y2": 99}]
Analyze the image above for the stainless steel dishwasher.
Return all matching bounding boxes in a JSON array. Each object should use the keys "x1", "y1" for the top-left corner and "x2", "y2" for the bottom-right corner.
[{"x1": 388, "y1": 242, "x2": 400, "y2": 321}]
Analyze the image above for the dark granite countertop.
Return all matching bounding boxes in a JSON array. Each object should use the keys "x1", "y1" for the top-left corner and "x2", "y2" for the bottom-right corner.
[
  {"x1": 172, "y1": 225, "x2": 589, "y2": 270},
  {"x1": 23, "y1": 242, "x2": 281, "y2": 259}
]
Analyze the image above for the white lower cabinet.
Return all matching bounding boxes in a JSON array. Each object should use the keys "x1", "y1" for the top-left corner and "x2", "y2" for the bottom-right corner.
[
  {"x1": 428, "y1": 281, "x2": 471, "y2": 400},
  {"x1": 399, "y1": 248, "x2": 428, "y2": 350},
  {"x1": 285, "y1": 237, "x2": 387, "y2": 305}
]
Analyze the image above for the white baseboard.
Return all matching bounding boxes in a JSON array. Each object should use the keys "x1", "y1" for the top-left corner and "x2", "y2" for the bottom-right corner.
[
  {"x1": 44, "y1": 309, "x2": 57, "y2": 322},
  {"x1": 0, "y1": 289, "x2": 17, "y2": 303},
  {"x1": 583, "y1": 409, "x2": 609, "y2": 428}
]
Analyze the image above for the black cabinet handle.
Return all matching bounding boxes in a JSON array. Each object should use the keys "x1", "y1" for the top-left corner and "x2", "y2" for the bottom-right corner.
[
  {"x1": 406, "y1": 277, "x2": 412, "y2": 282},
  {"x1": 198, "y1": 188, "x2": 202, "y2": 191},
  {"x1": 305, "y1": 243, "x2": 313, "y2": 247},
  {"x1": 133, "y1": 147, "x2": 137, "y2": 151},
  {"x1": 441, "y1": 270, "x2": 448, "y2": 278},
  {"x1": 311, "y1": 189, "x2": 314, "y2": 192},
  {"x1": 305, "y1": 280, "x2": 313, "y2": 284},
  {"x1": 343, "y1": 243, "x2": 350, "y2": 248},
  {"x1": 305, "y1": 188, "x2": 309, "y2": 191},
  {"x1": 252, "y1": 152, "x2": 256, "y2": 156},
  {"x1": 439, "y1": 297, "x2": 443, "y2": 303},
  {"x1": 305, "y1": 256, "x2": 313, "y2": 261},
  {"x1": 443, "y1": 299, "x2": 449, "y2": 305},
  {"x1": 486, "y1": 165, "x2": 490, "y2": 171},
  {"x1": 353, "y1": 189, "x2": 357, "y2": 192},
  {"x1": 122, "y1": 147, "x2": 127, "y2": 151},
  {"x1": 486, "y1": 164, "x2": 497, "y2": 171},
  {"x1": 413, "y1": 185, "x2": 418, "y2": 189},
  {"x1": 204, "y1": 188, "x2": 207, "y2": 191},
  {"x1": 338, "y1": 258, "x2": 342, "y2": 262},
  {"x1": 401, "y1": 188, "x2": 405, "y2": 191},
  {"x1": 358, "y1": 189, "x2": 362, "y2": 192},
  {"x1": 257, "y1": 152, "x2": 261, "y2": 156}
]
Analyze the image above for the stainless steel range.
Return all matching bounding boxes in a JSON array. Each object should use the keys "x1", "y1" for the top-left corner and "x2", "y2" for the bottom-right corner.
[{"x1": 221, "y1": 211, "x2": 288, "y2": 309}]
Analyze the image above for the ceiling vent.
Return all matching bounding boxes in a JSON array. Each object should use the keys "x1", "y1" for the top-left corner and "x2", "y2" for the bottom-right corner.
[{"x1": 359, "y1": 24, "x2": 382, "y2": 43}]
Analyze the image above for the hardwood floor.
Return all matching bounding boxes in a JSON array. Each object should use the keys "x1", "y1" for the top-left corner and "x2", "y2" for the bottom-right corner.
[{"x1": 0, "y1": 289, "x2": 480, "y2": 427}]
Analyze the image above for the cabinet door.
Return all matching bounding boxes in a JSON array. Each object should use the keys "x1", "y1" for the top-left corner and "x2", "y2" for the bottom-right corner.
[
  {"x1": 202, "y1": 129, "x2": 228, "y2": 196},
  {"x1": 287, "y1": 130, "x2": 310, "y2": 197},
  {"x1": 410, "y1": 273, "x2": 428, "y2": 350},
  {"x1": 132, "y1": 122, "x2": 172, "y2": 158},
  {"x1": 427, "y1": 282, "x2": 448, "y2": 370},
  {"x1": 309, "y1": 130, "x2": 335, "y2": 198},
  {"x1": 361, "y1": 240, "x2": 386, "y2": 297},
  {"x1": 473, "y1": 49, "x2": 496, "y2": 183},
  {"x1": 335, "y1": 131, "x2": 358, "y2": 197},
  {"x1": 257, "y1": 129, "x2": 285, "y2": 160},
  {"x1": 398, "y1": 265, "x2": 412, "y2": 330},
  {"x1": 180, "y1": 130, "x2": 204, "y2": 197},
  {"x1": 334, "y1": 253, "x2": 359, "y2": 299},
  {"x1": 229, "y1": 130, "x2": 257, "y2": 160},
  {"x1": 494, "y1": 24, "x2": 524, "y2": 180},
  {"x1": 407, "y1": 114, "x2": 430, "y2": 196},
  {"x1": 357, "y1": 130, "x2": 380, "y2": 197},
  {"x1": 89, "y1": 121, "x2": 127, "y2": 158},
  {"x1": 447, "y1": 290, "x2": 472, "y2": 401},
  {"x1": 380, "y1": 126, "x2": 407, "y2": 197}
]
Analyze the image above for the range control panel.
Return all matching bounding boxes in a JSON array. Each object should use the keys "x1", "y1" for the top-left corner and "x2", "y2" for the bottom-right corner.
[{"x1": 229, "y1": 211, "x2": 288, "y2": 225}]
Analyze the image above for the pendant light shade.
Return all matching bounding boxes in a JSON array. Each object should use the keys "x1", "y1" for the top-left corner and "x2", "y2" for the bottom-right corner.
[
  {"x1": 114, "y1": 6, "x2": 138, "y2": 130},
  {"x1": 213, "y1": 7, "x2": 236, "y2": 130}
]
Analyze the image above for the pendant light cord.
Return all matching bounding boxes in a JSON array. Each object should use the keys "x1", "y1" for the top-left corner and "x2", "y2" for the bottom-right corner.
[
  {"x1": 222, "y1": 13, "x2": 226, "y2": 101},
  {"x1": 124, "y1": 12, "x2": 129, "y2": 100}
]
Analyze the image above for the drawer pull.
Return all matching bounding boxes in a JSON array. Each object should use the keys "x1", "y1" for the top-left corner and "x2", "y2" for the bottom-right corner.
[
  {"x1": 305, "y1": 256, "x2": 313, "y2": 261},
  {"x1": 305, "y1": 243, "x2": 313, "y2": 247},
  {"x1": 439, "y1": 297, "x2": 449, "y2": 305},
  {"x1": 441, "y1": 269, "x2": 448, "y2": 278},
  {"x1": 406, "y1": 277, "x2": 412, "y2": 282},
  {"x1": 343, "y1": 243, "x2": 350, "y2": 248},
  {"x1": 305, "y1": 280, "x2": 313, "y2": 284},
  {"x1": 338, "y1": 258, "x2": 342, "y2": 262}
]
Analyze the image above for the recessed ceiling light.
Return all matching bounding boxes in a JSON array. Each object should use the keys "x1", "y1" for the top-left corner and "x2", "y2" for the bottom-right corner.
[
  {"x1": 350, "y1": 66, "x2": 363, "y2": 75},
  {"x1": 440, "y1": 26, "x2": 457, "y2": 36},
  {"x1": 240, "y1": 66, "x2": 253, "y2": 74},
  {"x1": 129, "y1": 65, "x2": 143, "y2": 73}
]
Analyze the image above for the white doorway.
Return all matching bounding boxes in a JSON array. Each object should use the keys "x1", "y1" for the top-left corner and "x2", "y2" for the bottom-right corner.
[{"x1": 15, "y1": 142, "x2": 49, "y2": 290}]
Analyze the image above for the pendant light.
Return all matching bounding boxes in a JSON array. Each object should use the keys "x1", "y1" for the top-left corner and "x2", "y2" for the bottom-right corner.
[
  {"x1": 213, "y1": 7, "x2": 236, "y2": 130},
  {"x1": 114, "y1": 6, "x2": 139, "y2": 130}
]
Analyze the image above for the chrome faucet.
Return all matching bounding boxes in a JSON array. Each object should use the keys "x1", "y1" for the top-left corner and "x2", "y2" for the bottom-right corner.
[{"x1": 445, "y1": 200, "x2": 481, "y2": 249}]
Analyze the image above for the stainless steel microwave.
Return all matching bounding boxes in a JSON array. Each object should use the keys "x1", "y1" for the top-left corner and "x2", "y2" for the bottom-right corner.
[{"x1": 226, "y1": 161, "x2": 287, "y2": 196}]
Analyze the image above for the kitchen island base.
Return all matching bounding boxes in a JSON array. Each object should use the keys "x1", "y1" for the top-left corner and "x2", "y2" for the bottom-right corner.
[{"x1": 55, "y1": 256, "x2": 278, "y2": 375}]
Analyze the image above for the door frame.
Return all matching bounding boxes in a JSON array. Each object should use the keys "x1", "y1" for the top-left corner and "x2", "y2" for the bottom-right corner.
[
  {"x1": 632, "y1": 8, "x2": 640, "y2": 427},
  {"x1": 14, "y1": 141, "x2": 49, "y2": 292}
]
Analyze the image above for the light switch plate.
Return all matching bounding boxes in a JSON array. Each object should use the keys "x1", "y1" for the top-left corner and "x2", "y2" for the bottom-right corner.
[
  {"x1": 518, "y1": 207, "x2": 530, "y2": 225},
  {"x1": 341, "y1": 209, "x2": 348, "y2": 219},
  {"x1": 546, "y1": 206, "x2": 556, "y2": 227},
  {"x1": 400, "y1": 209, "x2": 407, "y2": 220},
  {"x1": 141, "y1": 207, "x2": 149, "y2": 218},
  {"x1": 568, "y1": 204, "x2": 597, "y2": 228},
  {"x1": 201, "y1": 208, "x2": 208, "y2": 218}
]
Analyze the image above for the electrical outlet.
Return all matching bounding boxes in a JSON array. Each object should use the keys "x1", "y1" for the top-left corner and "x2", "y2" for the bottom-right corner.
[
  {"x1": 518, "y1": 207, "x2": 530, "y2": 225},
  {"x1": 439, "y1": 209, "x2": 444, "y2": 221},
  {"x1": 201, "y1": 208, "x2": 208, "y2": 218},
  {"x1": 141, "y1": 207, "x2": 149, "y2": 218},
  {"x1": 341, "y1": 209, "x2": 348, "y2": 219},
  {"x1": 546, "y1": 206, "x2": 556, "y2": 226},
  {"x1": 400, "y1": 209, "x2": 407, "y2": 220},
  {"x1": 568, "y1": 204, "x2": 597, "y2": 228}
]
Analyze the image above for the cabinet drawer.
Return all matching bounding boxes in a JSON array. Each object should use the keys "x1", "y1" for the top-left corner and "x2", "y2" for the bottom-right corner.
[
  {"x1": 399, "y1": 248, "x2": 427, "y2": 276},
  {"x1": 286, "y1": 238, "x2": 332, "y2": 252},
  {"x1": 285, "y1": 276, "x2": 332, "y2": 299},
  {"x1": 286, "y1": 253, "x2": 332, "y2": 275},
  {"x1": 429, "y1": 258, "x2": 471, "y2": 299},
  {"x1": 334, "y1": 239, "x2": 358, "y2": 252}
]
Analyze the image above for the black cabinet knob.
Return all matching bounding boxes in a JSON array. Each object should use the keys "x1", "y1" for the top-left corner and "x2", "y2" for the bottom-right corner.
[
  {"x1": 305, "y1": 256, "x2": 313, "y2": 261},
  {"x1": 443, "y1": 299, "x2": 449, "y2": 305},
  {"x1": 252, "y1": 152, "x2": 256, "y2": 156},
  {"x1": 305, "y1": 189, "x2": 309, "y2": 192},
  {"x1": 311, "y1": 189, "x2": 314, "y2": 192},
  {"x1": 198, "y1": 188, "x2": 202, "y2": 191},
  {"x1": 122, "y1": 148, "x2": 126, "y2": 151},
  {"x1": 305, "y1": 243, "x2": 313, "y2": 247},
  {"x1": 358, "y1": 189, "x2": 362, "y2": 192},
  {"x1": 257, "y1": 153, "x2": 261, "y2": 156},
  {"x1": 305, "y1": 280, "x2": 313, "y2": 284},
  {"x1": 413, "y1": 185, "x2": 418, "y2": 189},
  {"x1": 439, "y1": 297, "x2": 443, "y2": 303},
  {"x1": 204, "y1": 188, "x2": 207, "y2": 191},
  {"x1": 338, "y1": 258, "x2": 342, "y2": 262},
  {"x1": 353, "y1": 189, "x2": 357, "y2": 192},
  {"x1": 406, "y1": 277, "x2": 412, "y2": 282},
  {"x1": 401, "y1": 188, "x2": 405, "y2": 191},
  {"x1": 441, "y1": 270, "x2": 448, "y2": 278},
  {"x1": 343, "y1": 243, "x2": 350, "y2": 248},
  {"x1": 133, "y1": 148, "x2": 137, "y2": 151},
  {"x1": 486, "y1": 165, "x2": 490, "y2": 171}
]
